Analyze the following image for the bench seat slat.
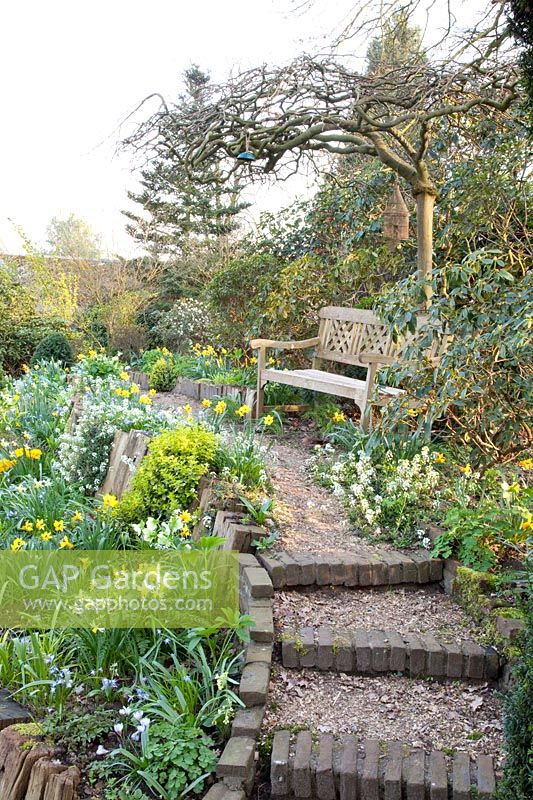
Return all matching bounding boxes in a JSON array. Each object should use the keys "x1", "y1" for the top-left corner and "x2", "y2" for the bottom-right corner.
[{"x1": 262, "y1": 368, "x2": 404, "y2": 403}]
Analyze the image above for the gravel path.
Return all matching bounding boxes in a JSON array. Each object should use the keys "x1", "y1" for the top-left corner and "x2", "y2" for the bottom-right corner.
[
  {"x1": 273, "y1": 585, "x2": 483, "y2": 643},
  {"x1": 267, "y1": 436, "x2": 401, "y2": 556},
  {"x1": 264, "y1": 668, "x2": 504, "y2": 761}
]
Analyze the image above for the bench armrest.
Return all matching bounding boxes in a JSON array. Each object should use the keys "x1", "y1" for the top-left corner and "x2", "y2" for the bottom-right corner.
[{"x1": 250, "y1": 337, "x2": 320, "y2": 351}]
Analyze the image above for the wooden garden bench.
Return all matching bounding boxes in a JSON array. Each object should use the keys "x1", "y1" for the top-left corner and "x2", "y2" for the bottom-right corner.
[{"x1": 251, "y1": 306, "x2": 447, "y2": 428}]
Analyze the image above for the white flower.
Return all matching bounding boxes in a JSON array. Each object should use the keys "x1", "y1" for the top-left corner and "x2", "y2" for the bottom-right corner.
[{"x1": 96, "y1": 745, "x2": 108, "y2": 756}]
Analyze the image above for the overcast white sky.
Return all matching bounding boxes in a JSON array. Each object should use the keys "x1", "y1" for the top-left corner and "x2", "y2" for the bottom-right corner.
[{"x1": 0, "y1": 0, "x2": 485, "y2": 258}]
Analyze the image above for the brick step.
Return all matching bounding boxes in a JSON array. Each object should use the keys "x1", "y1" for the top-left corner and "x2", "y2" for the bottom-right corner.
[
  {"x1": 281, "y1": 626, "x2": 500, "y2": 681},
  {"x1": 270, "y1": 730, "x2": 497, "y2": 799},
  {"x1": 258, "y1": 550, "x2": 442, "y2": 590}
]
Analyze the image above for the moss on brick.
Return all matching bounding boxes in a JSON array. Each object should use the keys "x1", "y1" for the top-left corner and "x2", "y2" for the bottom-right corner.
[{"x1": 454, "y1": 566, "x2": 498, "y2": 623}]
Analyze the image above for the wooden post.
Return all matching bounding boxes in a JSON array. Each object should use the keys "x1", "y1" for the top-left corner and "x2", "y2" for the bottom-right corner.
[
  {"x1": 255, "y1": 346, "x2": 266, "y2": 419},
  {"x1": 416, "y1": 190, "x2": 435, "y2": 307}
]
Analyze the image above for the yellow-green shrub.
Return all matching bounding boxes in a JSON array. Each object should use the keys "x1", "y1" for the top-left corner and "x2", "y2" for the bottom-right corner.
[{"x1": 118, "y1": 425, "x2": 218, "y2": 523}]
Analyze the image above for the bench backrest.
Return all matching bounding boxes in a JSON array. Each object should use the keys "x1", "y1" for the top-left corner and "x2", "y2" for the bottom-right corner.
[{"x1": 316, "y1": 306, "x2": 447, "y2": 368}]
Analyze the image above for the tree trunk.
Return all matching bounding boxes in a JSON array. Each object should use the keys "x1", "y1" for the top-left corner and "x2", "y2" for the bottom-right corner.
[{"x1": 415, "y1": 190, "x2": 435, "y2": 306}]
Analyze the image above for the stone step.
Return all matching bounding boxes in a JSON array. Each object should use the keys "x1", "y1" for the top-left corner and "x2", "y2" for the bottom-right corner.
[
  {"x1": 269, "y1": 730, "x2": 498, "y2": 799},
  {"x1": 280, "y1": 626, "x2": 500, "y2": 681},
  {"x1": 258, "y1": 550, "x2": 442, "y2": 590}
]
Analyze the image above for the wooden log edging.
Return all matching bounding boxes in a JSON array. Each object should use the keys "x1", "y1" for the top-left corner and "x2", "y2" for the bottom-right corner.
[
  {"x1": 269, "y1": 731, "x2": 498, "y2": 800},
  {"x1": 257, "y1": 550, "x2": 443, "y2": 590},
  {"x1": 280, "y1": 626, "x2": 500, "y2": 682},
  {"x1": 0, "y1": 725, "x2": 80, "y2": 800}
]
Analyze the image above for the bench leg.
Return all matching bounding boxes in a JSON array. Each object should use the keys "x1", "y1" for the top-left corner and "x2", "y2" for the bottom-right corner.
[
  {"x1": 255, "y1": 346, "x2": 266, "y2": 419},
  {"x1": 255, "y1": 382, "x2": 265, "y2": 419},
  {"x1": 359, "y1": 401, "x2": 371, "y2": 432}
]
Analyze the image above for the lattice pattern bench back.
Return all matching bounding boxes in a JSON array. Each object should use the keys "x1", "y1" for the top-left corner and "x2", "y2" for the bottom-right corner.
[{"x1": 316, "y1": 306, "x2": 446, "y2": 368}]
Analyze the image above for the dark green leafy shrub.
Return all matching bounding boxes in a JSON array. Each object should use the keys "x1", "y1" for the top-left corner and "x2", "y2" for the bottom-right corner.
[
  {"x1": 31, "y1": 332, "x2": 74, "y2": 367},
  {"x1": 497, "y1": 609, "x2": 533, "y2": 800},
  {"x1": 148, "y1": 357, "x2": 179, "y2": 392},
  {"x1": 118, "y1": 425, "x2": 218, "y2": 523},
  {"x1": 378, "y1": 248, "x2": 533, "y2": 464}
]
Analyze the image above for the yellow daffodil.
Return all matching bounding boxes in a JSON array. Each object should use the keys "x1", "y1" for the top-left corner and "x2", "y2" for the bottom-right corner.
[
  {"x1": 88, "y1": 349, "x2": 97, "y2": 358},
  {"x1": 91, "y1": 626, "x2": 104, "y2": 633},
  {"x1": 434, "y1": 452, "x2": 446, "y2": 464},
  {"x1": 149, "y1": 389, "x2": 156, "y2": 397},
  {"x1": 102, "y1": 493, "x2": 118, "y2": 509},
  {"x1": 202, "y1": 399, "x2": 212, "y2": 408},
  {"x1": 263, "y1": 415, "x2": 274, "y2": 426},
  {"x1": 459, "y1": 464, "x2": 472, "y2": 476},
  {"x1": 267, "y1": 357, "x2": 277, "y2": 366},
  {"x1": 249, "y1": 356, "x2": 257, "y2": 365},
  {"x1": 41, "y1": 531, "x2": 53, "y2": 541},
  {"x1": 20, "y1": 521, "x2": 34, "y2": 532},
  {"x1": 332, "y1": 411, "x2": 345, "y2": 423},
  {"x1": 76, "y1": 353, "x2": 84, "y2": 361},
  {"x1": 181, "y1": 525, "x2": 191, "y2": 538},
  {"x1": 22, "y1": 363, "x2": 30, "y2": 373},
  {"x1": 35, "y1": 519, "x2": 46, "y2": 530},
  {"x1": 518, "y1": 458, "x2": 533, "y2": 470},
  {"x1": 71, "y1": 511, "x2": 83, "y2": 523},
  {"x1": 59, "y1": 535, "x2": 74, "y2": 549},
  {"x1": 0, "y1": 458, "x2": 16, "y2": 474},
  {"x1": 11, "y1": 538, "x2": 26, "y2": 552},
  {"x1": 184, "y1": 404, "x2": 192, "y2": 415},
  {"x1": 14, "y1": 448, "x2": 24, "y2": 458},
  {"x1": 120, "y1": 371, "x2": 129, "y2": 380},
  {"x1": 520, "y1": 513, "x2": 533, "y2": 531},
  {"x1": 53, "y1": 520, "x2": 65, "y2": 532},
  {"x1": 129, "y1": 383, "x2": 139, "y2": 394},
  {"x1": 180, "y1": 510, "x2": 192, "y2": 524},
  {"x1": 29, "y1": 448, "x2": 42, "y2": 460},
  {"x1": 235, "y1": 404, "x2": 251, "y2": 418},
  {"x1": 214, "y1": 400, "x2": 226, "y2": 415},
  {"x1": 114, "y1": 388, "x2": 123, "y2": 396},
  {"x1": 139, "y1": 395, "x2": 152, "y2": 405}
]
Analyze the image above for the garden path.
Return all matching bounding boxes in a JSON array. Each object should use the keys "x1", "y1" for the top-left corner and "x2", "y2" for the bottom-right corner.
[{"x1": 154, "y1": 391, "x2": 504, "y2": 786}]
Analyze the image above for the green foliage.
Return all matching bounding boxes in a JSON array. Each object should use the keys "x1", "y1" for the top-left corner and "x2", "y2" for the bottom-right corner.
[
  {"x1": 378, "y1": 248, "x2": 533, "y2": 464},
  {"x1": 0, "y1": 261, "x2": 66, "y2": 373},
  {"x1": 432, "y1": 486, "x2": 533, "y2": 571},
  {"x1": 119, "y1": 425, "x2": 218, "y2": 523},
  {"x1": 42, "y1": 706, "x2": 117, "y2": 758},
  {"x1": 205, "y1": 253, "x2": 281, "y2": 346},
  {"x1": 148, "y1": 357, "x2": 179, "y2": 392},
  {"x1": 497, "y1": 607, "x2": 533, "y2": 800},
  {"x1": 31, "y1": 332, "x2": 73, "y2": 368},
  {"x1": 97, "y1": 720, "x2": 216, "y2": 799}
]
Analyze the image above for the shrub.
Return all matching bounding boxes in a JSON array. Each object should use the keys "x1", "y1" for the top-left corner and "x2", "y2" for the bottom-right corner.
[
  {"x1": 377, "y1": 248, "x2": 533, "y2": 465},
  {"x1": 148, "y1": 357, "x2": 179, "y2": 392},
  {"x1": 150, "y1": 297, "x2": 212, "y2": 352},
  {"x1": 118, "y1": 425, "x2": 218, "y2": 523},
  {"x1": 31, "y1": 332, "x2": 74, "y2": 367},
  {"x1": 497, "y1": 610, "x2": 533, "y2": 800}
]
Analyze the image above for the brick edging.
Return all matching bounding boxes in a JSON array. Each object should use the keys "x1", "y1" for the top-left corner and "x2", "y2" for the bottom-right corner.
[
  {"x1": 258, "y1": 550, "x2": 443, "y2": 589},
  {"x1": 213, "y1": 553, "x2": 275, "y2": 796},
  {"x1": 269, "y1": 730, "x2": 498, "y2": 799},
  {"x1": 281, "y1": 625, "x2": 500, "y2": 681}
]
